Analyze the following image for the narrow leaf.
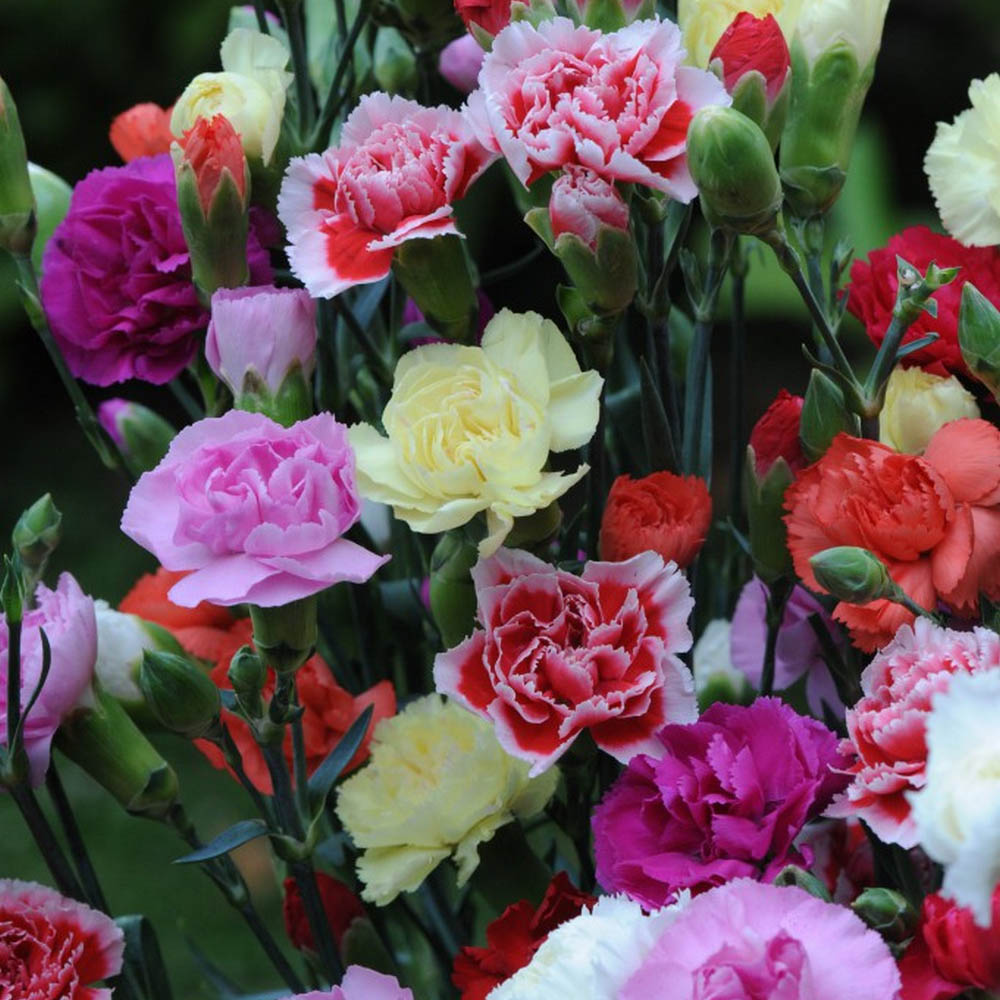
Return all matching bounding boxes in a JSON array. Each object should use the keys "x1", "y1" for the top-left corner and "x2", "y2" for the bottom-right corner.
[
  {"x1": 173, "y1": 818, "x2": 268, "y2": 865},
  {"x1": 638, "y1": 358, "x2": 677, "y2": 474},
  {"x1": 307, "y1": 704, "x2": 374, "y2": 808},
  {"x1": 894, "y1": 333, "x2": 939, "y2": 360},
  {"x1": 117, "y1": 915, "x2": 174, "y2": 1000}
]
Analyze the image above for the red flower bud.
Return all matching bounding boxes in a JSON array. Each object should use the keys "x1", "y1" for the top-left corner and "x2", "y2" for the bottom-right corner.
[
  {"x1": 599, "y1": 471, "x2": 712, "y2": 569},
  {"x1": 282, "y1": 873, "x2": 366, "y2": 954},
  {"x1": 179, "y1": 114, "x2": 247, "y2": 216},
  {"x1": 748, "y1": 389, "x2": 806, "y2": 479},
  {"x1": 109, "y1": 103, "x2": 175, "y2": 163},
  {"x1": 710, "y1": 13, "x2": 790, "y2": 104}
]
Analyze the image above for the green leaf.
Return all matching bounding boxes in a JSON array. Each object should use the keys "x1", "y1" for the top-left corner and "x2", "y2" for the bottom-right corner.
[
  {"x1": 894, "y1": 333, "x2": 939, "y2": 360},
  {"x1": 173, "y1": 819, "x2": 268, "y2": 865},
  {"x1": 116, "y1": 915, "x2": 174, "y2": 1000},
  {"x1": 638, "y1": 358, "x2": 677, "y2": 474},
  {"x1": 308, "y1": 703, "x2": 374, "y2": 810}
]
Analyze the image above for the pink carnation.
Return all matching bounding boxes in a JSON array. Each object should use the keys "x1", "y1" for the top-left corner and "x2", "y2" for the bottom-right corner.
[
  {"x1": 439, "y1": 34, "x2": 486, "y2": 94},
  {"x1": 592, "y1": 699, "x2": 849, "y2": 908},
  {"x1": 622, "y1": 880, "x2": 901, "y2": 1000},
  {"x1": 120, "y1": 409, "x2": 388, "y2": 608},
  {"x1": 0, "y1": 879, "x2": 125, "y2": 999},
  {"x1": 40, "y1": 154, "x2": 272, "y2": 386},
  {"x1": 279, "y1": 966, "x2": 413, "y2": 1000},
  {"x1": 549, "y1": 166, "x2": 629, "y2": 250},
  {"x1": 469, "y1": 17, "x2": 730, "y2": 197},
  {"x1": 826, "y1": 618, "x2": 1000, "y2": 848},
  {"x1": 433, "y1": 549, "x2": 696, "y2": 774},
  {"x1": 1, "y1": 574, "x2": 97, "y2": 786},
  {"x1": 278, "y1": 93, "x2": 495, "y2": 299}
]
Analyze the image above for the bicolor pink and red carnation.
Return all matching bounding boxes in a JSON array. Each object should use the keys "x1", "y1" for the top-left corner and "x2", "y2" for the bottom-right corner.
[
  {"x1": 40, "y1": 154, "x2": 272, "y2": 386},
  {"x1": 621, "y1": 880, "x2": 902, "y2": 1000},
  {"x1": 848, "y1": 226, "x2": 1000, "y2": 376},
  {"x1": 748, "y1": 388, "x2": 806, "y2": 479},
  {"x1": 278, "y1": 93, "x2": 495, "y2": 299},
  {"x1": 433, "y1": 548, "x2": 697, "y2": 773},
  {"x1": 709, "y1": 12, "x2": 790, "y2": 104},
  {"x1": 0, "y1": 879, "x2": 125, "y2": 1000},
  {"x1": 469, "y1": 16, "x2": 730, "y2": 199},
  {"x1": 592, "y1": 698, "x2": 850, "y2": 908},
  {"x1": 826, "y1": 618, "x2": 1000, "y2": 848},
  {"x1": 785, "y1": 421, "x2": 1000, "y2": 651},
  {"x1": 121, "y1": 409, "x2": 389, "y2": 608},
  {"x1": 549, "y1": 166, "x2": 629, "y2": 250}
]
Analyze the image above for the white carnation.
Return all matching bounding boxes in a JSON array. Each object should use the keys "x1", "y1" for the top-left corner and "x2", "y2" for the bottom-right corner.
[{"x1": 796, "y1": 0, "x2": 890, "y2": 71}]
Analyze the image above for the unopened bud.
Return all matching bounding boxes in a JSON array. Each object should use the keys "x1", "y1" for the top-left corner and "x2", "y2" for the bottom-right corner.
[
  {"x1": 959, "y1": 282, "x2": 1000, "y2": 402},
  {"x1": 373, "y1": 28, "x2": 418, "y2": 94},
  {"x1": 0, "y1": 77, "x2": 36, "y2": 256},
  {"x1": 12, "y1": 494, "x2": 61, "y2": 575},
  {"x1": 809, "y1": 546, "x2": 893, "y2": 604},
  {"x1": 567, "y1": 0, "x2": 653, "y2": 31},
  {"x1": 851, "y1": 887, "x2": 919, "y2": 942},
  {"x1": 97, "y1": 399, "x2": 177, "y2": 475},
  {"x1": 774, "y1": 865, "x2": 833, "y2": 902},
  {"x1": 745, "y1": 449, "x2": 793, "y2": 584},
  {"x1": 800, "y1": 368, "x2": 860, "y2": 461},
  {"x1": 139, "y1": 650, "x2": 221, "y2": 740},
  {"x1": 249, "y1": 596, "x2": 317, "y2": 674},
  {"x1": 228, "y1": 645, "x2": 268, "y2": 719},
  {"x1": 429, "y1": 531, "x2": 478, "y2": 649}
]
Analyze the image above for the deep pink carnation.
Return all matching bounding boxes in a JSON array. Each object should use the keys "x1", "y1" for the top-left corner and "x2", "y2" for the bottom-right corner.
[
  {"x1": 120, "y1": 409, "x2": 388, "y2": 607},
  {"x1": 469, "y1": 17, "x2": 730, "y2": 198},
  {"x1": 40, "y1": 154, "x2": 273, "y2": 386},
  {"x1": 0, "y1": 879, "x2": 124, "y2": 999},
  {"x1": 592, "y1": 698, "x2": 850, "y2": 907},
  {"x1": 826, "y1": 618, "x2": 1000, "y2": 848},
  {"x1": 622, "y1": 880, "x2": 901, "y2": 1000},
  {"x1": 1, "y1": 574, "x2": 97, "y2": 786},
  {"x1": 279, "y1": 966, "x2": 413, "y2": 1000},
  {"x1": 434, "y1": 548, "x2": 696, "y2": 774},
  {"x1": 278, "y1": 93, "x2": 495, "y2": 299}
]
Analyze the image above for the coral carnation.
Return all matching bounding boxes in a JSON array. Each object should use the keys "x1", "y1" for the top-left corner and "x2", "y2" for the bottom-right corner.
[{"x1": 109, "y1": 102, "x2": 174, "y2": 162}]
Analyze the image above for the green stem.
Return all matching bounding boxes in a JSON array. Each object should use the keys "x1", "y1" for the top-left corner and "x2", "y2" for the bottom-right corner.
[
  {"x1": 760, "y1": 578, "x2": 793, "y2": 697},
  {"x1": 481, "y1": 244, "x2": 545, "y2": 286},
  {"x1": 728, "y1": 239, "x2": 748, "y2": 522},
  {"x1": 220, "y1": 727, "x2": 273, "y2": 822},
  {"x1": 11, "y1": 784, "x2": 86, "y2": 901},
  {"x1": 252, "y1": 0, "x2": 271, "y2": 32},
  {"x1": 331, "y1": 297, "x2": 392, "y2": 387},
  {"x1": 6, "y1": 617, "x2": 21, "y2": 761},
  {"x1": 277, "y1": 0, "x2": 315, "y2": 138},
  {"x1": 587, "y1": 384, "x2": 608, "y2": 559}
]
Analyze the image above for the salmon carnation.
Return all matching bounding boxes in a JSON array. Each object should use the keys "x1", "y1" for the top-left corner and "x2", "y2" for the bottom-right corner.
[
  {"x1": 177, "y1": 113, "x2": 247, "y2": 214},
  {"x1": 784, "y1": 421, "x2": 1000, "y2": 651},
  {"x1": 109, "y1": 102, "x2": 174, "y2": 162}
]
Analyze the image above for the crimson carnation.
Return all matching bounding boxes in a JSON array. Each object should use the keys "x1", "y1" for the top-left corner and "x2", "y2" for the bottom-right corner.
[
  {"x1": 282, "y1": 874, "x2": 366, "y2": 954},
  {"x1": 452, "y1": 872, "x2": 596, "y2": 1000},
  {"x1": 455, "y1": 0, "x2": 511, "y2": 41},
  {"x1": 592, "y1": 698, "x2": 850, "y2": 908},
  {"x1": 40, "y1": 154, "x2": 272, "y2": 386},
  {"x1": 748, "y1": 388, "x2": 806, "y2": 478},
  {"x1": 847, "y1": 225, "x2": 1000, "y2": 376},
  {"x1": 709, "y1": 12, "x2": 790, "y2": 103}
]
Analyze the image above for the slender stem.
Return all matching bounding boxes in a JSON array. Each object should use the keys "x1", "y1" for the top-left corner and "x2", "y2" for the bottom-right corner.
[
  {"x1": 310, "y1": 3, "x2": 372, "y2": 150},
  {"x1": 220, "y1": 727, "x2": 273, "y2": 822},
  {"x1": 728, "y1": 239, "x2": 748, "y2": 522},
  {"x1": 6, "y1": 617, "x2": 21, "y2": 758},
  {"x1": 238, "y1": 899, "x2": 307, "y2": 992},
  {"x1": 331, "y1": 298, "x2": 392, "y2": 387},
  {"x1": 760, "y1": 578, "x2": 792, "y2": 697},
  {"x1": 10, "y1": 785, "x2": 86, "y2": 900},
  {"x1": 291, "y1": 709, "x2": 309, "y2": 816},
  {"x1": 587, "y1": 385, "x2": 608, "y2": 560},
  {"x1": 168, "y1": 377, "x2": 204, "y2": 421},
  {"x1": 252, "y1": 0, "x2": 271, "y2": 32},
  {"x1": 277, "y1": 0, "x2": 315, "y2": 137},
  {"x1": 481, "y1": 243, "x2": 546, "y2": 287}
]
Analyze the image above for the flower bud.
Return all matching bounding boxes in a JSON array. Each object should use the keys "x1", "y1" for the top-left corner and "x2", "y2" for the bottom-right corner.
[
  {"x1": 809, "y1": 546, "x2": 893, "y2": 604},
  {"x1": 455, "y1": 0, "x2": 556, "y2": 49},
  {"x1": 249, "y1": 596, "x2": 318, "y2": 674},
  {"x1": 206, "y1": 285, "x2": 316, "y2": 426},
  {"x1": 0, "y1": 76, "x2": 36, "y2": 256},
  {"x1": 12, "y1": 494, "x2": 61, "y2": 577},
  {"x1": 678, "y1": 0, "x2": 801, "y2": 70},
  {"x1": 748, "y1": 389, "x2": 806, "y2": 479},
  {"x1": 138, "y1": 649, "x2": 221, "y2": 740},
  {"x1": 228, "y1": 644, "x2": 268, "y2": 720},
  {"x1": 779, "y1": 0, "x2": 890, "y2": 217},
  {"x1": 851, "y1": 887, "x2": 919, "y2": 943},
  {"x1": 879, "y1": 366, "x2": 979, "y2": 455},
  {"x1": 173, "y1": 114, "x2": 251, "y2": 301},
  {"x1": 745, "y1": 449, "x2": 793, "y2": 584},
  {"x1": 800, "y1": 368, "x2": 860, "y2": 461},
  {"x1": 687, "y1": 106, "x2": 782, "y2": 236},
  {"x1": 429, "y1": 532, "x2": 479, "y2": 649},
  {"x1": 374, "y1": 28, "x2": 418, "y2": 94},
  {"x1": 439, "y1": 35, "x2": 485, "y2": 94},
  {"x1": 567, "y1": 0, "x2": 654, "y2": 32},
  {"x1": 773, "y1": 865, "x2": 833, "y2": 902},
  {"x1": 109, "y1": 103, "x2": 174, "y2": 163},
  {"x1": 692, "y1": 619, "x2": 751, "y2": 709},
  {"x1": 959, "y1": 282, "x2": 1000, "y2": 402},
  {"x1": 27, "y1": 163, "x2": 70, "y2": 275},
  {"x1": 97, "y1": 399, "x2": 177, "y2": 476}
]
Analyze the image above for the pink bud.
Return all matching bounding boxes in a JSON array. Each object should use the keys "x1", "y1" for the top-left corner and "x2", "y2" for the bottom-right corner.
[
  {"x1": 549, "y1": 166, "x2": 629, "y2": 250},
  {"x1": 438, "y1": 35, "x2": 485, "y2": 94}
]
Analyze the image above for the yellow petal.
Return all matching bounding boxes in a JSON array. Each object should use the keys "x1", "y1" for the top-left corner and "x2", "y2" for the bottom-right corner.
[
  {"x1": 548, "y1": 370, "x2": 604, "y2": 452},
  {"x1": 356, "y1": 845, "x2": 451, "y2": 906}
]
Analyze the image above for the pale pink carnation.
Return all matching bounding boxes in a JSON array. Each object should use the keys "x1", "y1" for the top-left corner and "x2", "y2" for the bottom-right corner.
[
  {"x1": 827, "y1": 618, "x2": 1000, "y2": 848},
  {"x1": 469, "y1": 16, "x2": 730, "y2": 197},
  {"x1": 0, "y1": 879, "x2": 124, "y2": 999},
  {"x1": 121, "y1": 409, "x2": 388, "y2": 608},
  {"x1": 1, "y1": 574, "x2": 97, "y2": 786},
  {"x1": 278, "y1": 93, "x2": 496, "y2": 298},
  {"x1": 279, "y1": 965, "x2": 413, "y2": 1000},
  {"x1": 549, "y1": 166, "x2": 629, "y2": 250},
  {"x1": 622, "y1": 880, "x2": 901, "y2": 1000}
]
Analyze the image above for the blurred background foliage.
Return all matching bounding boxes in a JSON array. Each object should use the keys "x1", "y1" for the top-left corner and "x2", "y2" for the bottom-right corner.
[{"x1": 0, "y1": 0, "x2": 998, "y2": 996}]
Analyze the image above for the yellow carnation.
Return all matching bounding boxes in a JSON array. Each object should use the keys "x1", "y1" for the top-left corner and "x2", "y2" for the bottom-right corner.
[
  {"x1": 171, "y1": 28, "x2": 292, "y2": 165},
  {"x1": 677, "y1": 0, "x2": 802, "y2": 67},
  {"x1": 925, "y1": 74, "x2": 1000, "y2": 248},
  {"x1": 879, "y1": 366, "x2": 980, "y2": 455},
  {"x1": 349, "y1": 309, "x2": 603, "y2": 557},
  {"x1": 336, "y1": 696, "x2": 558, "y2": 906}
]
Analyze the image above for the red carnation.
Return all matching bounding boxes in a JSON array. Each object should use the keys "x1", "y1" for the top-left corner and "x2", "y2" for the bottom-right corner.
[
  {"x1": 710, "y1": 13, "x2": 790, "y2": 103},
  {"x1": 847, "y1": 226, "x2": 1000, "y2": 376},
  {"x1": 748, "y1": 389, "x2": 806, "y2": 478},
  {"x1": 452, "y1": 872, "x2": 596, "y2": 1000},
  {"x1": 454, "y1": 0, "x2": 511, "y2": 41},
  {"x1": 179, "y1": 114, "x2": 247, "y2": 215},
  {"x1": 282, "y1": 874, "x2": 366, "y2": 954}
]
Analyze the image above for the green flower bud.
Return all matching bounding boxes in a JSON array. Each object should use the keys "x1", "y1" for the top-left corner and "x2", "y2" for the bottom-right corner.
[
  {"x1": 566, "y1": 0, "x2": 654, "y2": 32},
  {"x1": 773, "y1": 865, "x2": 832, "y2": 902},
  {"x1": 228, "y1": 644, "x2": 268, "y2": 720},
  {"x1": 809, "y1": 546, "x2": 893, "y2": 604},
  {"x1": 0, "y1": 76, "x2": 36, "y2": 256},
  {"x1": 800, "y1": 368, "x2": 860, "y2": 462},
  {"x1": 249, "y1": 596, "x2": 318, "y2": 674},
  {"x1": 138, "y1": 649, "x2": 221, "y2": 740},
  {"x1": 373, "y1": 28, "x2": 418, "y2": 94},
  {"x1": 687, "y1": 106, "x2": 782, "y2": 236},
  {"x1": 27, "y1": 163, "x2": 70, "y2": 275},
  {"x1": 430, "y1": 531, "x2": 479, "y2": 649},
  {"x1": 959, "y1": 282, "x2": 1000, "y2": 403},
  {"x1": 12, "y1": 494, "x2": 61, "y2": 576},
  {"x1": 851, "y1": 887, "x2": 919, "y2": 943},
  {"x1": 98, "y1": 399, "x2": 177, "y2": 476},
  {"x1": 745, "y1": 449, "x2": 793, "y2": 584}
]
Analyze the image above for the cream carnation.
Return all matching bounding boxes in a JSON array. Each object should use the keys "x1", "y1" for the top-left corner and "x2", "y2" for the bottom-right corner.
[
  {"x1": 794, "y1": 0, "x2": 890, "y2": 70},
  {"x1": 336, "y1": 696, "x2": 558, "y2": 906},
  {"x1": 678, "y1": 0, "x2": 802, "y2": 68},
  {"x1": 349, "y1": 310, "x2": 603, "y2": 557},
  {"x1": 878, "y1": 366, "x2": 980, "y2": 455},
  {"x1": 909, "y1": 669, "x2": 1000, "y2": 926},
  {"x1": 925, "y1": 74, "x2": 1000, "y2": 248}
]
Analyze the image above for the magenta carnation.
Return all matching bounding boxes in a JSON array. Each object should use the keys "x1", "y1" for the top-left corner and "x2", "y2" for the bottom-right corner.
[
  {"x1": 279, "y1": 966, "x2": 413, "y2": 1000},
  {"x1": 592, "y1": 698, "x2": 850, "y2": 907},
  {"x1": 621, "y1": 880, "x2": 901, "y2": 1000},
  {"x1": 40, "y1": 154, "x2": 273, "y2": 386},
  {"x1": 469, "y1": 16, "x2": 730, "y2": 197},
  {"x1": 120, "y1": 409, "x2": 388, "y2": 607},
  {"x1": 826, "y1": 618, "x2": 1000, "y2": 848},
  {"x1": 1, "y1": 574, "x2": 97, "y2": 786}
]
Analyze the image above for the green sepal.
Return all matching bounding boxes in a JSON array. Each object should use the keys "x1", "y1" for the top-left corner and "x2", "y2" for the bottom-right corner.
[{"x1": 745, "y1": 448, "x2": 793, "y2": 584}]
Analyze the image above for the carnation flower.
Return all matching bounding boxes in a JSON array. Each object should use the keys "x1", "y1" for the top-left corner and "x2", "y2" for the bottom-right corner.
[
  {"x1": 879, "y1": 366, "x2": 980, "y2": 455},
  {"x1": 277, "y1": 966, "x2": 413, "y2": 1000},
  {"x1": 598, "y1": 471, "x2": 712, "y2": 568},
  {"x1": 350, "y1": 309, "x2": 602, "y2": 557},
  {"x1": 1, "y1": 574, "x2": 97, "y2": 786},
  {"x1": 847, "y1": 226, "x2": 1000, "y2": 376},
  {"x1": 678, "y1": 0, "x2": 802, "y2": 68},
  {"x1": 438, "y1": 35, "x2": 486, "y2": 94},
  {"x1": 548, "y1": 167, "x2": 629, "y2": 251},
  {"x1": 283, "y1": 873, "x2": 366, "y2": 954},
  {"x1": 452, "y1": 872, "x2": 596, "y2": 1000},
  {"x1": 0, "y1": 879, "x2": 125, "y2": 1000},
  {"x1": 454, "y1": 0, "x2": 512, "y2": 43},
  {"x1": 487, "y1": 894, "x2": 686, "y2": 1000},
  {"x1": 278, "y1": 92, "x2": 494, "y2": 299},
  {"x1": 709, "y1": 12, "x2": 790, "y2": 103},
  {"x1": 435, "y1": 548, "x2": 696, "y2": 773},
  {"x1": 592, "y1": 698, "x2": 849, "y2": 907},
  {"x1": 798, "y1": 818, "x2": 875, "y2": 905},
  {"x1": 39, "y1": 154, "x2": 272, "y2": 386},
  {"x1": 121, "y1": 409, "x2": 388, "y2": 607},
  {"x1": 336, "y1": 696, "x2": 558, "y2": 906},
  {"x1": 909, "y1": 670, "x2": 1000, "y2": 926},
  {"x1": 827, "y1": 618, "x2": 1000, "y2": 848},
  {"x1": 109, "y1": 102, "x2": 174, "y2": 162},
  {"x1": 748, "y1": 388, "x2": 806, "y2": 477},
  {"x1": 784, "y1": 422, "x2": 1000, "y2": 651},
  {"x1": 925, "y1": 74, "x2": 1000, "y2": 247},
  {"x1": 470, "y1": 17, "x2": 730, "y2": 200},
  {"x1": 621, "y1": 880, "x2": 902, "y2": 1000}
]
